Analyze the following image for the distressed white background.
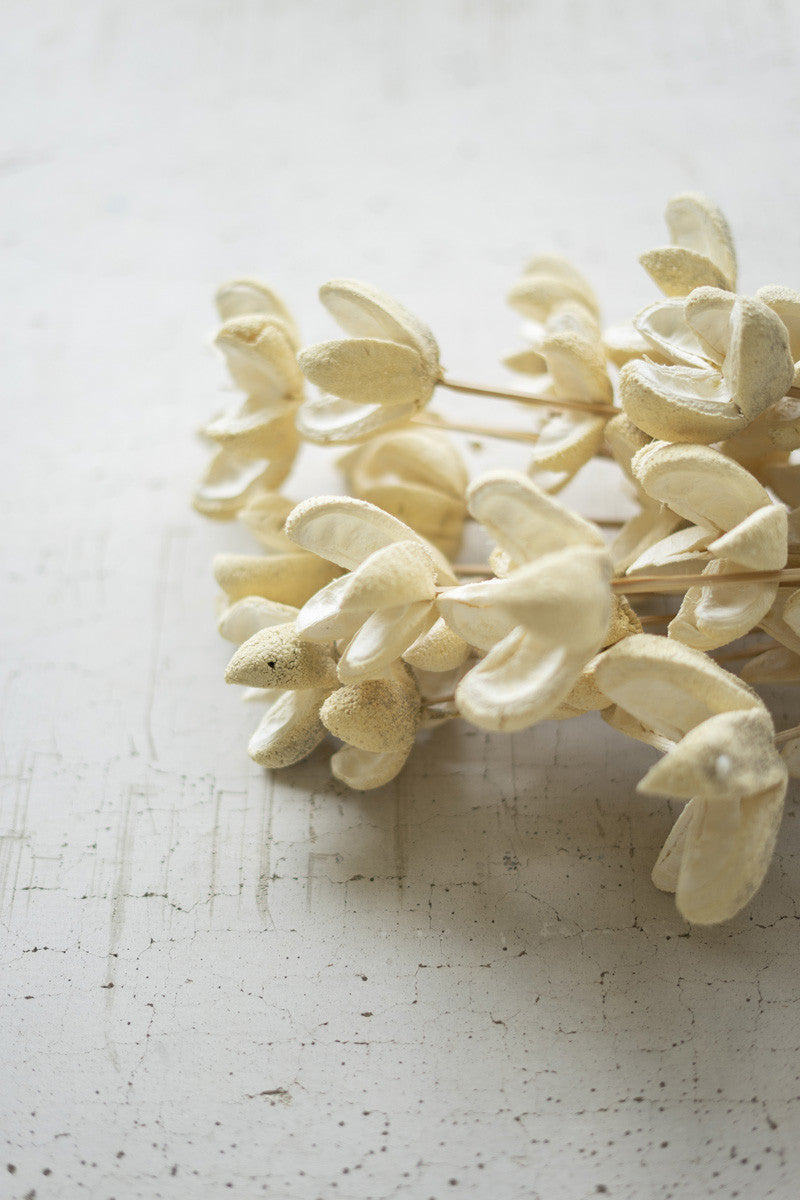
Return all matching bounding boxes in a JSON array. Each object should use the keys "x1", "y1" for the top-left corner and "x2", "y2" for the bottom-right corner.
[{"x1": 3, "y1": 2, "x2": 800, "y2": 1197}]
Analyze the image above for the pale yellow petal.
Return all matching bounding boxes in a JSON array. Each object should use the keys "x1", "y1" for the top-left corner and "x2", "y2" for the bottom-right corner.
[
  {"x1": 225, "y1": 623, "x2": 338, "y2": 690},
  {"x1": 321, "y1": 671, "x2": 420, "y2": 753},
  {"x1": 213, "y1": 552, "x2": 341, "y2": 606},
  {"x1": 619, "y1": 359, "x2": 746, "y2": 444},
  {"x1": 639, "y1": 247, "x2": 732, "y2": 298},
  {"x1": 298, "y1": 337, "x2": 434, "y2": 407},
  {"x1": 707, "y1": 504, "x2": 788, "y2": 571},
  {"x1": 218, "y1": 596, "x2": 299, "y2": 644},
  {"x1": 319, "y1": 278, "x2": 440, "y2": 374},
  {"x1": 664, "y1": 193, "x2": 737, "y2": 287},
  {"x1": 248, "y1": 687, "x2": 330, "y2": 769},
  {"x1": 632, "y1": 441, "x2": 771, "y2": 531}
]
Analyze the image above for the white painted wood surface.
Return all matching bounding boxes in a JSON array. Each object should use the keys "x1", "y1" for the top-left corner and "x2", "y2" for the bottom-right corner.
[{"x1": 4, "y1": 3, "x2": 800, "y2": 1196}]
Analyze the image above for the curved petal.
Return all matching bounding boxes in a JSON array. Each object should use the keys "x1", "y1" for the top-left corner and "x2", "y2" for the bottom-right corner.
[
  {"x1": 436, "y1": 579, "x2": 521, "y2": 651},
  {"x1": 540, "y1": 330, "x2": 613, "y2": 403},
  {"x1": 337, "y1": 601, "x2": 436, "y2": 682},
  {"x1": 757, "y1": 284, "x2": 800, "y2": 362},
  {"x1": 213, "y1": 552, "x2": 341, "y2": 606},
  {"x1": 675, "y1": 779, "x2": 787, "y2": 924},
  {"x1": 215, "y1": 278, "x2": 300, "y2": 348},
  {"x1": 631, "y1": 441, "x2": 771, "y2": 532},
  {"x1": 237, "y1": 490, "x2": 296, "y2": 552},
  {"x1": 593, "y1": 633, "x2": 762, "y2": 742},
  {"x1": 294, "y1": 575, "x2": 365, "y2": 642},
  {"x1": 285, "y1": 494, "x2": 417, "y2": 569},
  {"x1": 218, "y1": 596, "x2": 299, "y2": 644},
  {"x1": 707, "y1": 504, "x2": 788, "y2": 571},
  {"x1": 456, "y1": 629, "x2": 584, "y2": 732},
  {"x1": 527, "y1": 412, "x2": 607, "y2": 477},
  {"x1": 193, "y1": 447, "x2": 295, "y2": 520},
  {"x1": 633, "y1": 298, "x2": 716, "y2": 368},
  {"x1": 330, "y1": 743, "x2": 412, "y2": 790},
  {"x1": 296, "y1": 393, "x2": 417, "y2": 445},
  {"x1": 508, "y1": 266, "x2": 599, "y2": 322},
  {"x1": 339, "y1": 426, "x2": 468, "y2": 501},
  {"x1": 339, "y1": 540, "x2": 437, "y2": 613},
  {"x1": 684, "y1": 287, "x2": 735, "y2": 361},
  {"x1": 651, "y1": 803, "x2": 693, "y2": 893},
  {"x1": 248, "y1": 688, "x2": 330, "y2": 769},
  {"x1": 202, "y1": 399, "x2": 300, "y2": 460},
  {"x1": 319, "y1": 279, "x2": 440, "y2": 375},
  {"x1": 298, "y1": 338, "x2": 434, "y2": 407},
  {"x1": 352, "y1": 482, "x2": 466, "y2": 558},
  {"x1": 667, "y1": 563, "x2": 777, "y2": 651},
  {"x1": 741, "y1": 644, "x2": 800, "y2": 684},
  {"x1": 664, "y1": 193, "x2": 737, "y2": 287},
  {"x1": 487, "y1": 547, "x2": 613, "y2": 650},
  {"x1": 723, "y1": 295, "x2": 795, "y2": 421},
  {"x1": 619, "y1": 359, "x2": 746, "y2": 444},
  {"x1": 639, "y1": 247, "x2": 731, "y2": 298},
  {"x1": 215, "y1": 315, "x2": 304, "y2": 398},
  {"x1": 466, "y1": 469, "x2": 605, "y2": 564},
  {"x1": 638, "y1": 708, "x2": 782, "y2": 801}
]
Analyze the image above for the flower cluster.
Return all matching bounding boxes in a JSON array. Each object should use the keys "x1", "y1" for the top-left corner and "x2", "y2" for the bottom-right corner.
[{"x1": 193, "y1": 192, "x2": 800, "y2": 925}]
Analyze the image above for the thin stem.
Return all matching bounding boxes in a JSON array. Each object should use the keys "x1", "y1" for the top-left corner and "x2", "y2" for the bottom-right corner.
[
  {"x1": 614, "y1": 567, "x2": 800, "y2": 595},
  {"x1": 775, "y1": 722, "x2": 800, "y2": 745},
  {"x1": 454, "y1": 564, "x2": 493, "y2": 577},
  {"x1": 414, "y1": 414, "x2": 542, "y2": 445},
  {"x1": 438, "y1": 374, "x2": 619, "y2": 418}
]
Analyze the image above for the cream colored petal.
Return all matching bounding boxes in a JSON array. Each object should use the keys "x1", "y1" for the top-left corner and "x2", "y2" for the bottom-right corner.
[
  {"x1": 722, "y1": 295, "x2": 795, "y2": 421},
  {"x1": 632, "y1": 441, "x2": 771, "y2": 531},
  {"x1": 248, "y1": 687, "x2": 331, "y2": 769},
  {"x1": 487, "y1": 548, "x2": 613, "y2": 650},
  {"x1": 202, "y1": 400, "x2": 300, "y2": 460},
  {"x1": 213, "y1": 552, "x2": 341, "y2": 606},
  {"x1": 665, "y1": 193, "x2": 737, "y2": 287},
  {"x1": 455, "y1": 629, "x2": 584, "y2": 732},
  {"x1": 436, "y1": 580, "x2": 519, "y2": 651},
  {"x1": 351, "y1": 483, "x2": 466, "y2": 559},
  {"x1": 780, "y1": 588, "x2": 800, "y2": 637},
  {"x1": 215, "y1": 278, "x2": 300, "y2": 347},
  {"x1": 402, "y1": 617, "x2": 471, "y2": 673},
  {"x1": 675, "y1": 779, "x2": 787, "y2": 924},
  {"x1": 296, "y1": 392, "x2": 417, "y2": 444},
  {"x1": 754, "y1": 396, "x2": 800, "y2": 451},
  {"x1": 193, "y1": 449, "x2": 285, "y2": 519},
  {"x1": 237, "y1": 491, "x2": 296, "y2": 552},
  {"x1": 225, "y1": 623, "x2": 339, "y2": 690},
  {"x1": 651, "y1": 803, "x2": 693, "y2": 893},
  {"x1": 611, "y1": 508, "x2": 683, "y2": 575},
  {"x1": 321, "y1": 672, "x2": 420, "y2": 752},
  {"x1": 217, "y1": 596, "x2": 299, "y2": 644},
  {"x1": 540, "y1": 331, "x2": 613, "y2": 403},
  {"x1": 634, "y1": 297, "x2": 717, "y2": 367},
  {"x1": 759, "y1": 589, "x2": 800, "y2": 658},
  {"x1": 684, "y1": 287, "x2": 736, "y2": 361},
  {"x1": 339, "y1": 540, "x2": 437, "y2": 613},
  {"x1": 285, "y1": 494, "x2": 417, "y2": 569},
  {"x1": 319, "y1": 279, "x2": 440, "y2": 375},
  {"x1": 639, "y1": 247, "x2": 732, "y2": 298},
  {"x1": 298, "y1": 338, "x2": 434, "y2": 407},
  {"x1": 593, "y1": 633, "x2": 762, "y2": 741},
  {"x1": 759, "y1": 459, "x2": 800, "y2": 509},
  {"x1": 757, "y1": 284, "x2": 800, "y2": 361},
  {"x1": 619, "y1": 359, "x2": 746, "y2": 444},
  {"x1": 340, "y1": 427, "x2": 468, "y2": 499},
  {"x1": 707, "y1": 504, "x2": 788, "y2": 570},
  {"x1": 466, "y1": 469, "x2": 606, "y2": 563},
  {"x1": 668, "y1": 561, "x2": 777, "y2": 650},
  {"x1": 638, "y1": 708, "x2": 782, "y2": 801},
  {"x1": 294, "y1": 575, "x2": 365, "y2": 642},
  {"x1": 215, "y1": 316, "x2": 304, "y2": 398},
  {"x1": 626, "y1": 525, "x2": 711, "y2": 575},
  {"x1": 337, "y1": 601, "x2": 436, "y2": 683},
  {"x1": 603, "y1": 413, "x2": 652, "y2": 481},
  {"x1": 603, "y1": 323, "x2": 672, "y2": 368},
  {"x1": 741, "y1": 644, "x2": 800, "y2": 684},
  {"x1": 330, "y1": 744, "x2": 412, "y2": 790},
  {"x1": 527, "y1": 412, "x2": 607, "y2": 477},
  {"x1": 503, "y1": 348, "x2": 548, "y2": 375},
  {"x1": 508, "y1": 264, "x2": 599, "y2": 322}
]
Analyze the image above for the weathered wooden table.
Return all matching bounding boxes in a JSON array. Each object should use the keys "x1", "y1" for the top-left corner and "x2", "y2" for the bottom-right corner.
[{"x1": 3, "y1": 3, "x2": 800, "y2": 1196}]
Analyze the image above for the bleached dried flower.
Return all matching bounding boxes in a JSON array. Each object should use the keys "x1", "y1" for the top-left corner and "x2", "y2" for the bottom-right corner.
[
  {"x1": 193, "y1": 281, "x2": 304, "y2": 518},
  {"x1": 437, "y1": 472, "x2": 614, "y2": 730},
  {"x1": 284, "y1": 495, "x2": 465, "y2": 683},
  {"x1": 594, "y1": 635, "x2": 787, "y2": 923},
  {"x1": 619, "y1": 288, "x2": 795, "y2": 444},
  {"x1": 639, "y1": 193, "x2": 737, "y2": 297},
  {"x1": 337, "y1": 426, "x2": 468, "y2": 557},
  {"x1": 195, "y1": 191, "x2": 800, "y2": 925},
  {"x1": 296, "y1": 280, "x2": 440, "y2": 444},
  {"x1": 630, "y1": 441, "x2": 787, "y2": 648}
]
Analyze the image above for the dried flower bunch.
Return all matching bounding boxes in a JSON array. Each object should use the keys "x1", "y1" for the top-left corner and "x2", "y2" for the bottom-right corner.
[{"x1": 193, "y1": 193, "x2": 800, "y2": 925}]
